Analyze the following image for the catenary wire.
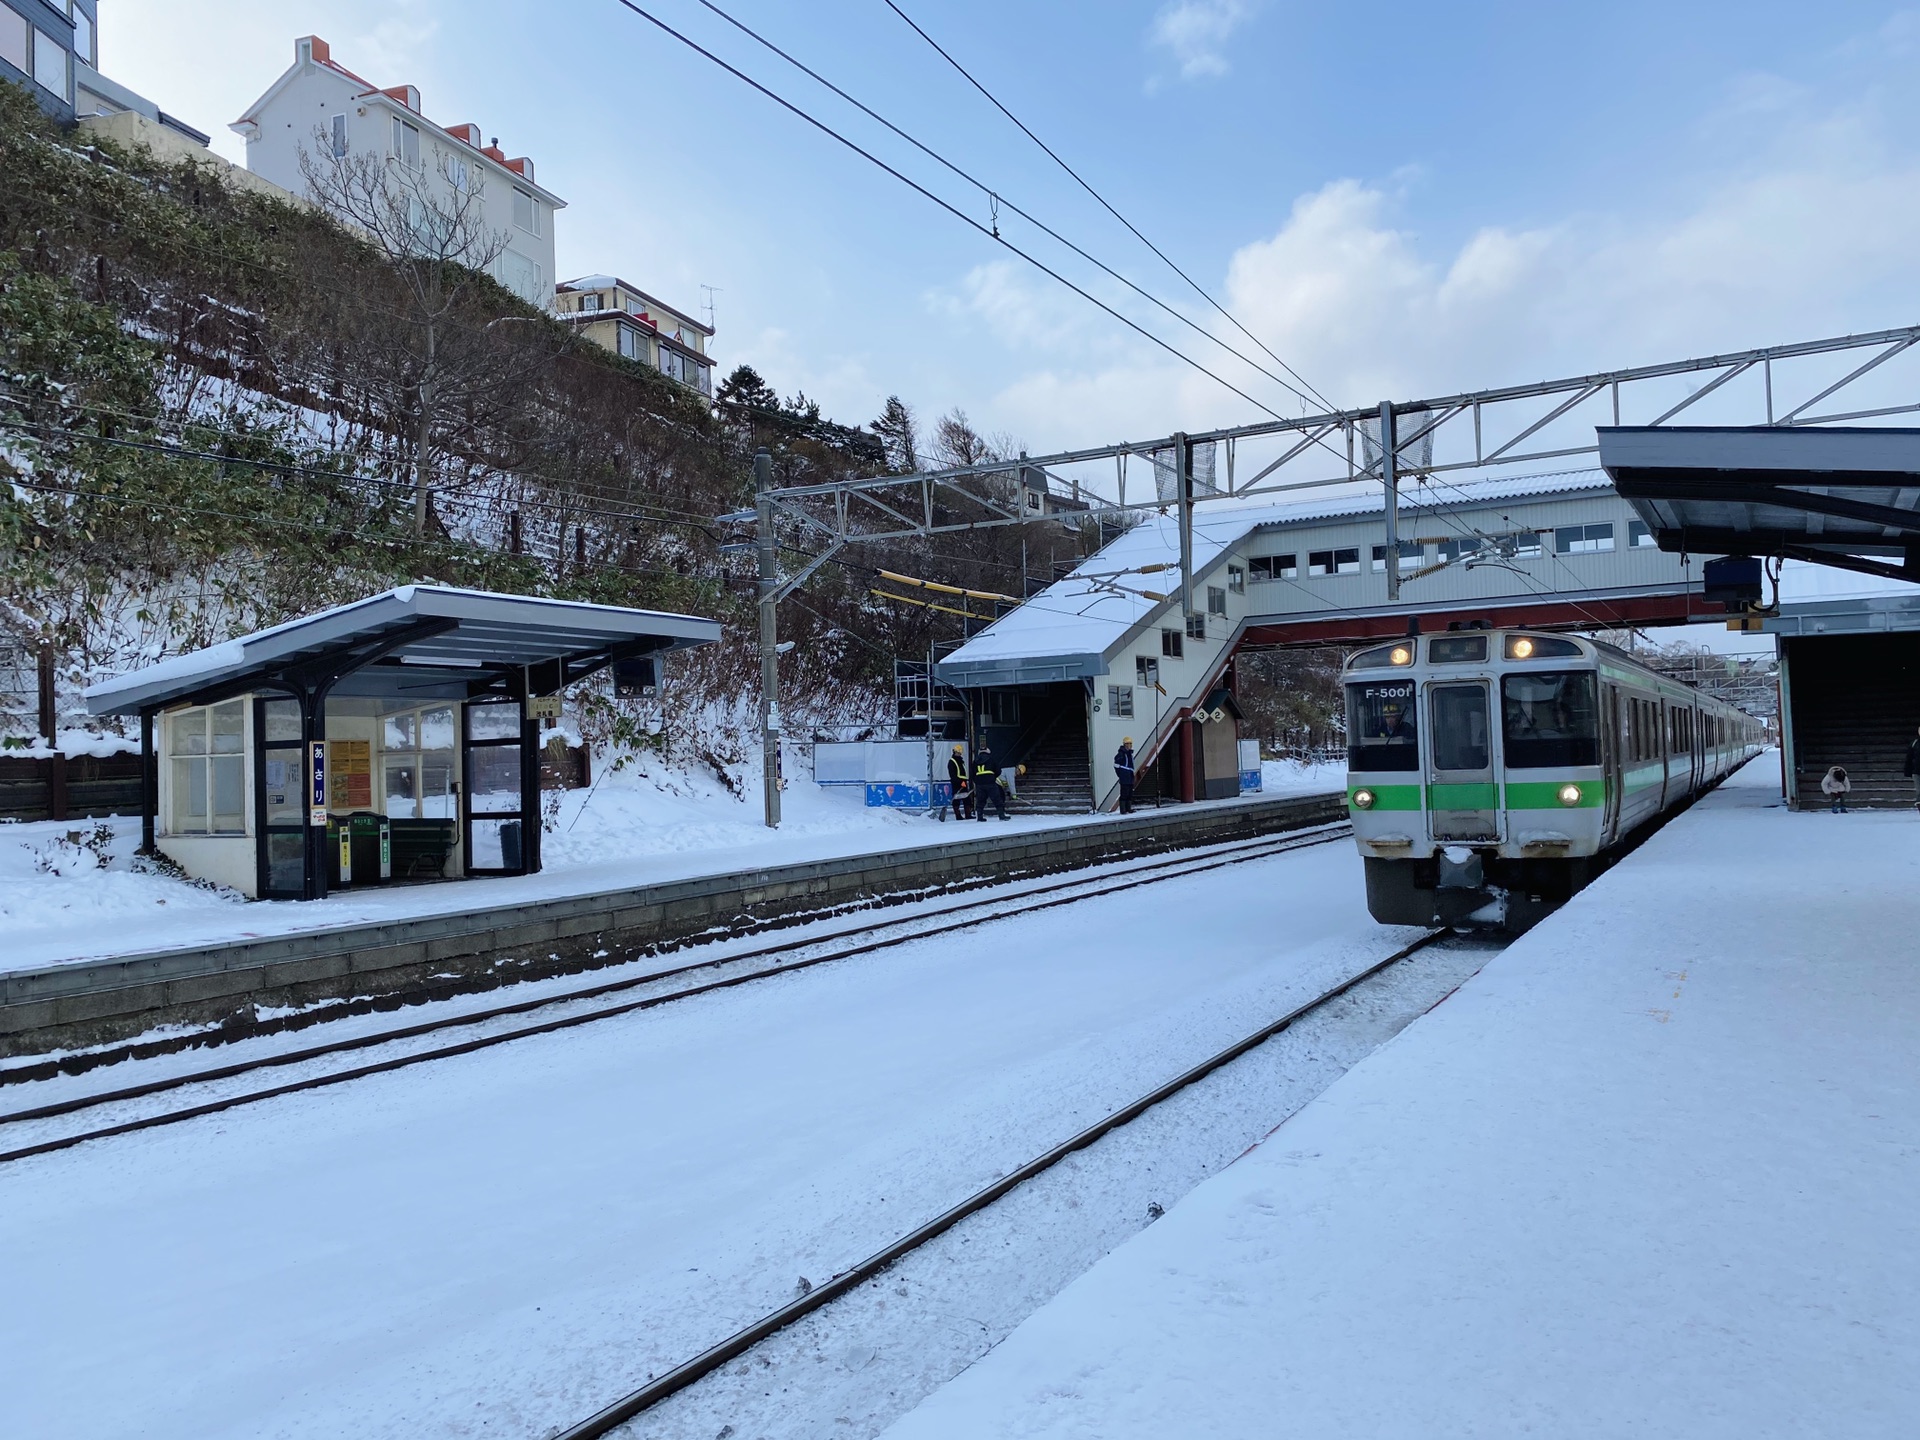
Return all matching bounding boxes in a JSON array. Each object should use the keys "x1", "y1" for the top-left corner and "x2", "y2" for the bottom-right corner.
[
  {"x1": 688, "y1": 0, "x2": 1318, "y2": 412},
  {"x1": 881, "y1": 0, "x2": 1339, "y2": 415},
  {"x1": 605, "y1": 0, "x2": 1294, "y2": 424}
]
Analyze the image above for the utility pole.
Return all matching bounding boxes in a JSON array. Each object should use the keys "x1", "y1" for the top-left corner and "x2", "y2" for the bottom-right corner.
[
  {"x1": 1380, "y1": 401, "x2": 1401, "y2": 604},
  {"x1": 756, "y1": 448, "x2": 782, "y2": 829}
]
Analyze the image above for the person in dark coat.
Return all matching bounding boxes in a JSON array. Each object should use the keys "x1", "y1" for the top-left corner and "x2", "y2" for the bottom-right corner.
[
  {"x1": 1906, "y1": 725, "x2": 1920, "y2": 811},
  {"x1": 973, "y1": 747, "x2": 1008, "y2": 821},
  {"x1": 945, "y1": 744, "x2": 971, "y2": 820},
  {"x1": 1114, "y1": 737, "x2": 1137, "y2": 814}
]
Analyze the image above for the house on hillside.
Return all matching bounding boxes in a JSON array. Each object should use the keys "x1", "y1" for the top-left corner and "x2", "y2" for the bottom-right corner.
[
  {"x1": 2, "y1": 0, "x2": 197, "y2": 138},
  {"x1": 230, "y1": 35, "x2": 565, "y2": 306},
  {"x1": 554, "y1": 275, "x2": 715, "y2": 396}
]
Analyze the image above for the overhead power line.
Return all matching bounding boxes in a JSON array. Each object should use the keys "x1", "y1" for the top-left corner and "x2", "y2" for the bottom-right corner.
[
  {"x1": 688, "y1": 0, "x2": 1318, "y2": 412},
  {"x1": 882, "y1": 0, "x2": 1339, "y2": 415},
  {"x1": 605, "y1": 0, "x2": 1293, "y2": 424}
]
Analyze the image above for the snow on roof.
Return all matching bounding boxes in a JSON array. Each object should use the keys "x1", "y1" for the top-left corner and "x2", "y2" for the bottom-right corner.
[
  {"x1": 941, "y1": 470, "x2": 1614, "y2": 673},
  {"x1": 85, "y1": 586, "x2": 721, "y2": 715}
]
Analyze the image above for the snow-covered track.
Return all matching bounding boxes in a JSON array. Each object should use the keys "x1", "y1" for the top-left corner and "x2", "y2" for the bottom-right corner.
[
  {"x1": 0, "y1": 824, "x2": 1352, "y2": 1165},
  {"x1": 550, "y1": 925, "x2": 1453, "y2": 1440}
]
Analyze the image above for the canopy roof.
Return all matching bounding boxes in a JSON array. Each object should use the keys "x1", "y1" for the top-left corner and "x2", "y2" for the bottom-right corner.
[
  {"x1": 1599, "y1": 426, "x2": 1920, "y2": 584},
  {"x1": 85, "y1": 586, "x2": 721, "y2": 716}
]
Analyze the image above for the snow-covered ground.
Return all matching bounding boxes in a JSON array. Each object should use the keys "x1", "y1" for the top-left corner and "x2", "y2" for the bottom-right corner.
[
  {"x1": 0, "y1": 758, "x2": 1342, "y2": 975},
  {"x1": 1, "y1": 835, "x2": 1419, "y2": 1439},
  {"x1": 883, "y1": 757, "x2": 1920, "y2": 1440}
]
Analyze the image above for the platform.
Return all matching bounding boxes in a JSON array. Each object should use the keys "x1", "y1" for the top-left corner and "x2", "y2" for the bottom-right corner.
[{"x1": 884, "y1": 758, "x2": 1920, "y2": 1439}]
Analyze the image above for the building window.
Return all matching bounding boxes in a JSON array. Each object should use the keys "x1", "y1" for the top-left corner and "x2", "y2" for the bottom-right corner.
[
  {"x1": 1509, "y1": 531, "x2": 1543, "y2": 559},
  {"x1": 987, "y1": 691, "x2": 1019, "y2": 726},
  {"x1": 1308, "y1": 548, "x2": 1360, "y2": 577},
  {"x1": 72, "y1": 8, "x2": 92, "y2": 66},
  {"x1": 1629, "y1": 520, "x2": 1657, "y2": 548},
  {"x1": 448, "y1": 155, "x2": 472, "y2": 191},
  {"x1": 1438, "y1": 537, "x2": 1482, "y2": 563},
  {"x1": 1161, "y1": 627, "x2": 1183, "y2": 659},
  {"x1": 1108, "y1": 685, "x2": 1135, "y2": 718},
  {"x1": 1207, "y1": 585, "x2": 1227, "y2": 616},
  {"x1": 1186, "y1": 612, "x2": 1207, "y2": 640},
  {"x1": 330, "y1": 113, "x2": 348, "y2": 157},
  {"x1": 1556, "y1": 522, "x2": 1615, "y2": 554},
  {"x1": 1372, "y1": 541, "x2": 1422, "y2": 572},
  {"x1": 1136, "y1": 655, "x2": 1159, "y2": 687},
  {"x1": 0, "y1": 10, "x2": 27, "y2": 75},
  {"x1": 617, "y1": 324, "x2": 644, "y2": 361},
  {"x1": 580, "y1": 292, "x2": 603, "y2": 312},
  {"x1": 513, "y1": 187, "x2": 538, "y2": 234},
  {"x1": 32, "y1": 25, "x2": 67, "y2": 97},
  {"x1": 1227, "y1": 564, "x2": 1245, "y2": 594},
  {"x1": 168, "y1": 701, "x2": 246, "y2": 835},
  {"x1": 391, "y1": 116, "x2": 420, "y2": 167}
]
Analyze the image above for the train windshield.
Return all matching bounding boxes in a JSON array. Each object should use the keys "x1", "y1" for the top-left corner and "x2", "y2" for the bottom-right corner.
[
  {"x1": 1502, "y1": 671, "x2": 1600, "y2": 768},
  {"x1": 1345, "y1": 680, "x2": 1419, "y2": 771}
]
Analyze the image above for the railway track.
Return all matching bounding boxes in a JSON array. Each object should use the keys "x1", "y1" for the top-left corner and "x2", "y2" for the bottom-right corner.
[
  {"x1": 549, "y1": 924, "x2": 1456, "y2": 1440},
  {"x1": 0, "y1": 821, "x2": 1352, "y2": 1166}
]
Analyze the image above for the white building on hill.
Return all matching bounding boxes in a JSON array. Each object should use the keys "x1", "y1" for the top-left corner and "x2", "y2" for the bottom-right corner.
[{"x1": 230, "y1": 36, "x2": 565, "y2": 305}]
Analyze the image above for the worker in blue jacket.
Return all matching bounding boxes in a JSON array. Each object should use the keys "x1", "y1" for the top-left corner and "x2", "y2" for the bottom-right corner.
[{"x1": 1114, "y1": 737, "x2": 1137, "y2": 813}]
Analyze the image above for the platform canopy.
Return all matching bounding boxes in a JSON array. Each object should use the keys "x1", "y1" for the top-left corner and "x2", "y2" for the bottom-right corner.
[
  {"x1": 1598, "y1": 425, "x2": 1920, "y2": 584},
  {"x1": 85, "y1": 585, "x2": 722, "y2": 716}
]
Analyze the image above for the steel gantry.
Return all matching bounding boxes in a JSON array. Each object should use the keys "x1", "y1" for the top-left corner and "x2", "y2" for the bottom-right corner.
[{"x1": 734, "y1": 322, "x2": 1920, "y2": 825}]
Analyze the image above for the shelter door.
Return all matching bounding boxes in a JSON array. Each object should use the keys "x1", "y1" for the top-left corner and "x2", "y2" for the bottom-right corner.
[
  {"x1": 463, "y1": 698, "x2": 529, "y2": 875},
  {"x1": 255, "y1": 696, "x2": 308, "y2": 899},
  {"x1": 1425, "y1": 681, "x2": 1500, "y2": 842}
]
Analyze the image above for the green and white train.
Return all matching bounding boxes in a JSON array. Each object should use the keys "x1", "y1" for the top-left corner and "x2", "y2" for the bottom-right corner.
[{"x1": 1344, "y1": 627, "x2": 1766, "y2": 930}]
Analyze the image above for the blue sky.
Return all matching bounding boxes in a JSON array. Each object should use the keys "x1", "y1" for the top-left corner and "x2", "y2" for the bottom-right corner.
[{"x1": 104, "y1": 0, "x2": 1920, "y2": 457}]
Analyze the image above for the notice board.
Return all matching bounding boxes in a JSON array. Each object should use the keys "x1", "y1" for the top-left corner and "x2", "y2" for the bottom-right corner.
[{"x1": 328, "y1": 739, "x2": 373, "y2": 810}]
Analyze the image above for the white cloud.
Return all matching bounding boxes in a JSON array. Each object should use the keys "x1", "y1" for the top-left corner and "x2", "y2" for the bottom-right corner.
[
  {"x1": 961, "y1": 74, "x2": 1920, "y2": 449},
  {"x1": 1148, "y1": 0, "x2": 1255, "y2": 82}
]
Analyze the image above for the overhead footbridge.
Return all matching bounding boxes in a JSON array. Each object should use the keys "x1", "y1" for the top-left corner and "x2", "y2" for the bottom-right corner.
[{"x1": 937, "y1": 470, "x2": 1725, "y2": 813}]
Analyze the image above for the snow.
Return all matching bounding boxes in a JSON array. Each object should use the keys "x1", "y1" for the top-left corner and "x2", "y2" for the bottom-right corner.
[
  {"x1": 0, "y1": 756, "x2": 1337, "y2": 976},
  {"x1": 0, "y1": 835, "x2": 1411, "y2": 1439},
  {"x1": 4, "y1": 727, "x2": 140, "y2": 758},
  {"x1": 882, "y1": 756, "x2": 1920, "y2": 1440}
]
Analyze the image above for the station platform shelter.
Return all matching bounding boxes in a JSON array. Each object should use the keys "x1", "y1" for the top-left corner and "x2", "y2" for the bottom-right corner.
[
  {"x1": 83, "y1": 586, "x2": 719, "y2": 900},
  {"x1": 884, "y1": 758, "x2": 1920, "y2": 1439},
  {"x1": 1765, "y1": 593, "x2": 1920, "y2": 808}
]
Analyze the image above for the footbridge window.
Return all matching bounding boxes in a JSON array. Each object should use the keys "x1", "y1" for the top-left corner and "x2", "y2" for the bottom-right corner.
[{"x1": 1556, "y1": 523, "x2": 1616, "y2": 554}]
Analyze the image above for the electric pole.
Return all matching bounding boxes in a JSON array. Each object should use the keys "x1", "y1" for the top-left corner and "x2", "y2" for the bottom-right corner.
[
  {"x1": 1380, "y1": 401, "x2": 1401, "y2": 603},
  {"x1": 756, "y1": 448, "x2": 782, "y2": 828}
]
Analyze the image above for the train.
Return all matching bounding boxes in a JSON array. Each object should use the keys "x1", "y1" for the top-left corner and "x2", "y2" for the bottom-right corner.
[{"x1": 1344, "y1": 626, "x2": 1767, "y2": 931}]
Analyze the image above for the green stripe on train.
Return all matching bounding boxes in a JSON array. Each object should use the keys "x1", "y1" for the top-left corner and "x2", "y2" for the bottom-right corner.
[
  {"x1": 1504, "y1": 780, "x2": 1605, "y2": 809},
  {"x1": 1348, "y1": 783, "x2": 1423, "y2": 811},
  {"x1": 1427, "y1": 782, "x2": 1499, "y2": 810}
]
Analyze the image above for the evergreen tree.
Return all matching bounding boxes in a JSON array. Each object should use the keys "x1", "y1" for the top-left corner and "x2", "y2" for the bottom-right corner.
[{"x1": 871, "y1": 394, "x2": 918, "y2": 473}]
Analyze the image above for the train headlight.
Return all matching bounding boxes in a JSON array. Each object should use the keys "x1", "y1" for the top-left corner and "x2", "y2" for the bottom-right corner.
[
  {"x1": 1557, "y1": 783, "x2": 1582, "y2": 807},
  {"x1": 1388, "y1": 645, "x2": 1412, "y2": 666},
  {"x1": 1352, "y1": 788, "x2": 1377, "y2": 810},
  {"x1": 1510, "y1": 636, "x2": 1535, "y2": 659}
]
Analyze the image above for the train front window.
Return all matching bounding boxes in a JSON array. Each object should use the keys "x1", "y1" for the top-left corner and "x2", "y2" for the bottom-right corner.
[
  {"x1": 1502, "y1": 671, "x2": 1599, "y2": 768},
  {"x1": 1345, "y1": 680, "x2": 1419, "y2": 771},
  {"x1": 1429, "y1": 684, "x2": 1490, "y2": 771}
]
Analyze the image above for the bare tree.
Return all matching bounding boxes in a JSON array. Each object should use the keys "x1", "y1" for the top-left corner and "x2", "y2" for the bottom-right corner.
[{"x1": 301, "y1": 134, "x2": 522, "y2": 532}]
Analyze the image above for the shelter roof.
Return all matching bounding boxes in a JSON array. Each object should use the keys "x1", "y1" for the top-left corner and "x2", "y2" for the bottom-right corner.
[
  {"x1": 938, "y1": 470, "x2": 1614, "y2": 682},
  {"x1": 85, "y1": 586, "x2": 720, "y2": 716},
  {"x1": 1599, "y1": 426, "x2": 1920, "y2": 584}
]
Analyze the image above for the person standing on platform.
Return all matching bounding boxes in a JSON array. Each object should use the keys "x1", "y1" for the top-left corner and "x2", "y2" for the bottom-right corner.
[
  {"x1": 946, "y1": 744, "x2": 970, "y2": 821},
  {"x1": 1821, "y1": 764, "x2": 1851, "y2": 814},
  {"x1": 1114, "y1": 737, "x2": 1137, "y2": 814},
  {"x1": 974, "y1": 747, "x2": 1008, "y2": 821},
  {"x1": 1906, "y1": 726, "x2": 1920, "y2": 810}
]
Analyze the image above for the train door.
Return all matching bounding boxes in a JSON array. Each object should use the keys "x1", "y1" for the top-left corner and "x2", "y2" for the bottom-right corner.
[
  {"x1": 1425, "y1": 680, "x2": 1500, "y2": 842},
  {"x1": 1601, "y1": 684, "x2": 1623, "y2": 844}
]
